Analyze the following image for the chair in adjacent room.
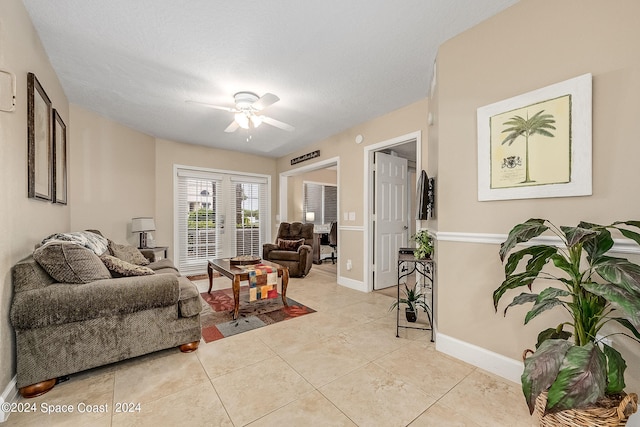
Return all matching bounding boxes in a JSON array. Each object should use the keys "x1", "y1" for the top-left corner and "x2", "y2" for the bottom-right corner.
[{"x1": 328, "y1": 221, "x2": 337, "y2": 264}]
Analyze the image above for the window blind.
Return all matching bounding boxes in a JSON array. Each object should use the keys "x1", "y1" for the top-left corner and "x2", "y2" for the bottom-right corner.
[
  {"x1": 176, "y1": 168, "x2": 270, "y2": 275},
  {"x1": 229, "y1": 176, "x2": 268, "y2": 257},
  {"x1": 177, "y1": 173, "x2": 222, "y2": 275},
  {"x1": 324, "y1": 185, "x2": 337, "y2": 223},
  {"x1": 303, "y1": 182, "x2": 337, "y2": 224}
]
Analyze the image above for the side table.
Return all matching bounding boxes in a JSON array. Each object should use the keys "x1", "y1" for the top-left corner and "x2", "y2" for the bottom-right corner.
[
  {"x1": 139, "y1": 246, "x2": 168, "y2": 261},
  {"x1": 396, "y1": 252, "x2": 435, "y2": 342}
]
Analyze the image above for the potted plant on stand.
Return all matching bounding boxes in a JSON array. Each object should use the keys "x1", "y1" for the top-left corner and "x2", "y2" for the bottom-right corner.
[
  {"x1": 412, "y1": 230, "x2": 433, "y2": 260},
  {"x1": 390, "y1": 283, "x2": 430, "y2": 323},
  {"x1": 494, "y1": 218, "x2": 639, "y2": 426}
]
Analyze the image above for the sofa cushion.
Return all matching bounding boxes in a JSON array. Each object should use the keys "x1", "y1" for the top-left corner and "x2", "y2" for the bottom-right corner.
[
  {"x1": 267, "y1": 249, "x2": 305, "y2": 262},
  {"x1": 42, "y1": 231, "x2": 109, "y2": 255},
  {"x1": 33, "y1": 242, "x2": 112, "y2": 284},
  {"x1": 101, "y1": 255, "x2": 155, "y2": 277},
  {"x1": 109, "y1": 243, "x2": 150, "y2": 266},
  {"x1": 10, "y1": 274, "x2": 180, "y2": 329},
  {"x1": 277, "y1": 238, "x2": 305, "y2": 251},
  {"x1": 147, "y1": 258, "x2": 179, "y2": 273}
]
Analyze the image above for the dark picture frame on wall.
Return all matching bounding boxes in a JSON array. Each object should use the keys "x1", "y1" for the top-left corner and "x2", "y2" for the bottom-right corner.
[
  {"x1": 52, "y1": 109, "x2": 67, "y2": 204},
  {"x1": 27, "y1": 72, "x2": 53, "y2": 201}
]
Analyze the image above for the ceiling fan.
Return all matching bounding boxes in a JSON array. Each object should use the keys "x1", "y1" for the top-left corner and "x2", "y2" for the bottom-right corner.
[{"x1": 187, "y1": 92, "x2": 295, "y2": 133}]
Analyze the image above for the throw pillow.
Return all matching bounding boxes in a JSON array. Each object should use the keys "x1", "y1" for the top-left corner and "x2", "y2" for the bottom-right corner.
[
  {"x1": 109, "y1": 243, "x2": 150, "y2": 266},
  {"x1": 277, "y1": 238, "x2": 305, "y2": 251},
  {"x1": 100, "y1": 254, "x2": 155, "y2": 277},
  {"x1": 41, "y1": 231, "x2": 109, "y2": 256},
  {"x1": 33, "y1": 242, "x2": 112, "y2": 284}
]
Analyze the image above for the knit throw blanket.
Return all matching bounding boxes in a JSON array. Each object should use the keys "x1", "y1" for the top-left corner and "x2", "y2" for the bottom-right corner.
[{"x1": 244, "y1": 264, "x2": 278, "y2": 301}]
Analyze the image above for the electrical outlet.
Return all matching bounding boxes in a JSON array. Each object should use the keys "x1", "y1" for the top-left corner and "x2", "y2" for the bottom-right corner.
[{"x1": 346, "y1": 259, "x2": 352, "y2": 270}]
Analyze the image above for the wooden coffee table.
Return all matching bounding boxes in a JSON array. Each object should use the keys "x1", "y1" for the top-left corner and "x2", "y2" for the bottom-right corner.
[{"x1": 207, "y1": 259, "x2": 289, "y2": 320}]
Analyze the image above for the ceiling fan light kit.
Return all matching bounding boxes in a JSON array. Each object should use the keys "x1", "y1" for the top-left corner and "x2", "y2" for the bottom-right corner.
[{"x1": 188, "y1": 91, "x2": 294, "y2": 134}]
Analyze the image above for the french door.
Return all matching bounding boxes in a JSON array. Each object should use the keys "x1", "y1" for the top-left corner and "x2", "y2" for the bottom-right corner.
[{"x1": 175, "y1": 167, "x2": 269, "y2": 275}]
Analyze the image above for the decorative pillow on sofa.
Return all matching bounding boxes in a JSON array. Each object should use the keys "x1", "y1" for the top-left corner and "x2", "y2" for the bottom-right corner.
[
  {"x1": 109, "y1": 243, "x2": 150, "y2": 266},
  {"x1": 41, "y1": 231, "x2": 109, "y2": 255},
  {"x1": 100, "y1": 255, "x2": 155, "y2": 277},
  {"x1": 277, "y1": 238, "x2": 305, "y2": 251},
  {"x1": 33, "y1": 242, "x2": 112, "y2": 284}
]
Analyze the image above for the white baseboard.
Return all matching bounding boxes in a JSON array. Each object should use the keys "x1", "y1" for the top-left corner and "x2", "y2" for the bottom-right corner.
[
  {"x1": 0, "y1": 376, "x2": 18, "y2": 423},
  {"x1": 337, "y1": 275, "x2": 366, "y2": 292},
  {"x1": 436, "y1": 333, "x2": 523, "y2": 384}
]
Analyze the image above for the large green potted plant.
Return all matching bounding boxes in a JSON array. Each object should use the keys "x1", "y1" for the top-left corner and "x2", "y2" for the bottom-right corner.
[
  {"x1": 390, "y1": 283, "x2": 430, "y2": 322},
  {"x1": 494, "y1": 218, "x2": 639, "y2": 424}
]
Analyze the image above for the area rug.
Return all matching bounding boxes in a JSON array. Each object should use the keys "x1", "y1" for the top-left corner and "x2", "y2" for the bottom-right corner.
[{"x1": 199, "y1": 287, "x2": 316, "y2": 343}]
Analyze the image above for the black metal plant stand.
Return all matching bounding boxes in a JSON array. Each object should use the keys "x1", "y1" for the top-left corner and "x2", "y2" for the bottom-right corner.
[{"x1": 396, "y1": 252, "x2": 435, "y2": 342}]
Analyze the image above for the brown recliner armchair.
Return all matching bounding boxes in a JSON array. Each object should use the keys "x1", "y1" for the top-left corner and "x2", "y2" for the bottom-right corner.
[{"x1": 263, "y1": 222, "x2": 314, "y2": 277}]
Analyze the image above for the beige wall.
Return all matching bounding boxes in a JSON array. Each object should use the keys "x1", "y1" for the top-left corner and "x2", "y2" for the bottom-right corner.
[
  {"x1": 287, "y1": 168, "x2": 337, "y2": 222},
  {"x1": 276, "y1": 99, "x2": 428, "y2": 285},
  {"x1": 69, "y1": 105, "x2": 156, "y2": 245},
  {"x1": 154, "y1": 139, "x2": 278, "y2": 261},
  {"x1": 433, "y1": 0, "x2": 640, "y2": 391},
  {"x1": 0, "y1": 0, "x2": 69, "y2": 391}
]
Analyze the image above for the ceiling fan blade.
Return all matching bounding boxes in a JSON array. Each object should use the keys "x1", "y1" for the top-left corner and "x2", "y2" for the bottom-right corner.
[
  {"x1": 224, "y1": 120, "x2": 240, "y2": 133},
  {"x1": 261, "y1": 116, "x2": 295, "y2": 132},
  {"x1": 252, "y1": 93, "x2": 280, "y2": 111},
  {"x1": 186, "y1": 100, "x2": 237, "y2": 113}
]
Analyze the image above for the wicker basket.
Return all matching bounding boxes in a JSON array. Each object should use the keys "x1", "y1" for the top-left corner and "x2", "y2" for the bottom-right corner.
[{"x1": 534, "y1": 391, "x2": 638, "y2": 427}]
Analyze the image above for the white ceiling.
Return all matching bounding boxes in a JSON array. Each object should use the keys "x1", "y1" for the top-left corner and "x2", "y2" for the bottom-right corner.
[{"x1": 22, "y1": 0, "x2": 519, "y2": 158}]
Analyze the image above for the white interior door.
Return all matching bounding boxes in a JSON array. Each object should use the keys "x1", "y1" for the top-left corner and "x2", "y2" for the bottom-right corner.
[{"x1": 374, "y1": 152, "x2": 408, "y2": 289}]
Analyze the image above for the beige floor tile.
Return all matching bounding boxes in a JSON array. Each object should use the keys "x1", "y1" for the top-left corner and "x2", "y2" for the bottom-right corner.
[
  {"x1": 320, "y1": 363, "x2": 438, "y2": 427},
  {"x1": 279, "y1": 335, "x2": 369, "y2": 387},
  {"x1": 376, "y1": 340, "x2": 476, "y2": 396},
  {"x1": 247, "y1": 390, "x2": 357, "y2": 427},
  {"x1": 408, "y1": 401, "x2": 481, "y2": 427},
  {"x1": 254, "y1": 314, "x2": 327, "y2": 353},
  {"x1": 197, "y1": 331, "x2": 276, "y2": 379},
  {"x1": 302, "y1": 288, "x2": 372, "y2": 313},
  {"x1": 331, "y1": 299, "x2": 397, "y2": 325},
  {"x1": 282, "y1": 310, "x2": 362, "y2": 340},
  {"x1": 437, "y1": 369, "x2": 535, "y2": 427},
  {"x1": 111, "y1": 382, "x2": 232, "y2": 427},
  {"x1": 6, "y1": 371, "x2": 114, "y2": 427},
  {"x1": 113, "y1": 349, "x2": 210, "y2": 404},
  {"x1": 211, "y1": 355, "x2": 313, "y2": 426},
  {"x1": 337, "y1": 320, "x2": 409, "y2": 361}
]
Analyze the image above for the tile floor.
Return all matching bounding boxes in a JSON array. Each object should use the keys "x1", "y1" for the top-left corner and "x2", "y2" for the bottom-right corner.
[{"x1": 5, "y1": 266, "x2": 535, "y2": 426}]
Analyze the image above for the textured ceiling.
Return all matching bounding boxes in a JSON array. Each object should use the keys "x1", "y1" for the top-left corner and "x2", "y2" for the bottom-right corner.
[{"x1": 22, "y1": 0, "x2": 519, "y2": 158}]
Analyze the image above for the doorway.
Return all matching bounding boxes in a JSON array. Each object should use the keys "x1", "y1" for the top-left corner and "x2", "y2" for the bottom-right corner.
[
  {"x1": 364, "y1": 132, "x2": 420, "y2": 291},
  {"x1": 278, "y1": 157, "x2": 340, "y2": 278}
]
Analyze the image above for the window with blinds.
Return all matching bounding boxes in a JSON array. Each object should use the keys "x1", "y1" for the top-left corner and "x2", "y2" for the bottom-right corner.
[
  {"x1": 230, "y1": 176, "x2": 268, "y2": 257},
  {"x1": 303, "y1": 182, "x2": 337, "y2": 225},
  {"x1": 176, "y1": 168, "x2": 269, "y2": 275}
]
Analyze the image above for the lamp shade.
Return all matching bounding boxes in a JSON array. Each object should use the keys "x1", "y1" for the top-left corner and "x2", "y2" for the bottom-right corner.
[
  {"x1": 131, "y1": 217, "x2": 156, "y2": 232},
  {"x1": 305, "y1": 212, "x2": 315, "y2": 222}
]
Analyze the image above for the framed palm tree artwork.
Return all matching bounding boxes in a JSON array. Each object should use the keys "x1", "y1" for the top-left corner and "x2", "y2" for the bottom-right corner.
[{"x1": 477, "y1": 73, "x2": 592, "y2": 201}]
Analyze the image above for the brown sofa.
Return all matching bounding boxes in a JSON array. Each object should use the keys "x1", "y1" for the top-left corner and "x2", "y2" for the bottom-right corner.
[
  {"x1": 263, "y1": 222, "x2": 314, "y2": 277},
  {"x1": 10, "y1": 231, "x2": 201, "y2": 397}
]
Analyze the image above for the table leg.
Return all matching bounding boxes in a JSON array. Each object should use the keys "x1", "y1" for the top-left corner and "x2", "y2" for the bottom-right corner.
[
  {"x1": 232, "y1": 275, "x2": 241, "y2": 320},
  {"x1": 281, "y1": 267, "x2": 289, "y2": 307},
  {"x1": 207, "y1": 262, "x2": 213, "y2": 294}
]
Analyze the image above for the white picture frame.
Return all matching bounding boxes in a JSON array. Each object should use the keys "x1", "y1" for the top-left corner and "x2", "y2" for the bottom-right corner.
[{"x1": 477, "y1": 73, "x2": 592, "y2": 201}]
